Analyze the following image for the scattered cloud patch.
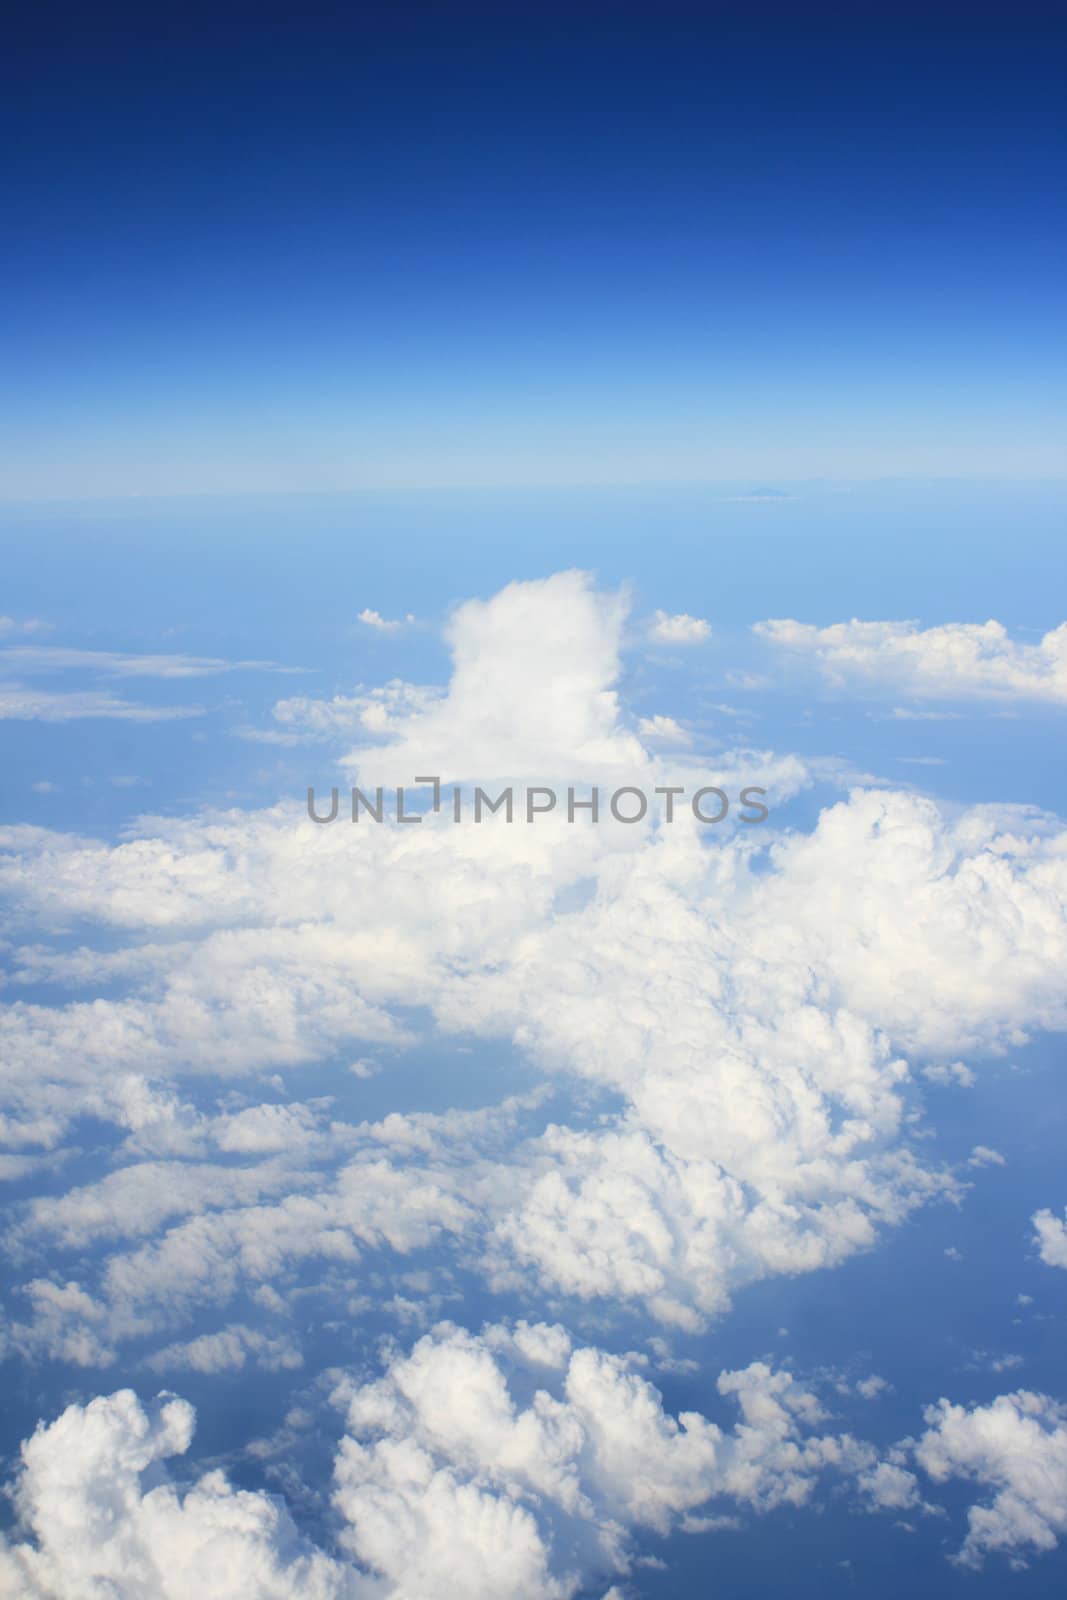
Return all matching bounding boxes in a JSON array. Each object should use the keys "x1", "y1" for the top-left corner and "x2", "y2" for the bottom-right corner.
[
  {"x1": 357, "y1": 609, "x2": 415, "y2": 633},
  {"x1": 755, "y1": 618, "x2": 1067, "y2": 704},
  {"x1": 914, "y1": 1390, "x2": 1067, "y2": 1568},
  {"x1": 922, "y1": 1062, "x2": 975, "y2": 1088},
  {"x1": 1032, "y1": 1207, "x2": 1067, "y2": 1269},
  {"x1": 968, "y1": 1146, "x2": 1006, "y2": 1169},
  {"x1": 637, "y1": 714, "x2": 690, "y2": 744},
  {"x1": 649, "y1": 610, "x2": 712, "y2": 645}
]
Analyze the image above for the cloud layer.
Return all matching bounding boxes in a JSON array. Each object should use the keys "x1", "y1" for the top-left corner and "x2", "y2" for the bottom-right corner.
[
  {"x1": 755, "y1": 616, "x2": 1067, "y2": 703},
  {"x1": 2, "y1": 572, "x2": 1066, "y2": 1595}
]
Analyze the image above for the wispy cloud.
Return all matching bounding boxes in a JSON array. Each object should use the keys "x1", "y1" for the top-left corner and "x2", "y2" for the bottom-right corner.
[
  {"x1": 0, "y1": 616, "x2": 50, "y2": 637},
  {"x1": 720, "y1": 488, "x2": 798, "y2": 503},
  {"x1": 0, "y1": 646, "x2": 300, "y2": 679},
  {"x1": 0, "y1": 685, "x2": 202, "y2": 722}
]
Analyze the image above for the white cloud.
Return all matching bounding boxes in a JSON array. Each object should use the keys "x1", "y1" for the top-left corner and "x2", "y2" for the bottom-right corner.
[
  {"x1": 637, "y1": 714, "x2": 690, "y2": 744},
  {"x1": 7, "y1": 1355, "x2": 1059, "y2": 1598},
  {"x1": 0, "y1": 1331, "x2": 887, "y2": 1600},
  {"x1": 649, "y1": 610, "x2": 712, "y2": 645},
  {"x1": 968, "y1": 1146, "x2": 1006, "y2": 1168},
  {"x1": 2, "y1": 571, "x2": 1067, "y2": 1595},
  {"x1": 856, "y1": 1457, "x2": 923, "y2": 1512},
  {"x1": 146, "y1": 1324, "x2": 302, "y2": 1374},
  {"x1": 0, "y1": 685, "x2": 203, "y2": 722},
  {"x1": 0, "y1": 1390, "x2": 361, "y2": 1599},
  {"x1": 914, "y1": 1390, "x2": 1067, "y2": 1567},
  {"x1": 755, "y1": 617, "x2": 1067, "y2": 703},
  {"x1": 0, "y1": 646, "x2": 298, "y2": 678},
  {"x1": 972, "y1": 1352, "x2": 1024, "y2": 1375},
  {"x1": 330, "y1": 1322, "x2": 875, "y2": 1594},
  {"x1": 344, "y1": 571, "x2": 648, "y2": 783},
  {"x1": 356, "y1": 608, "x2": 415, "y2": 632},
  {"x1": 270, "y1": 680, "x2": 442, "y2": 740},
  {"x1": 0, "y1": 594, "x2": 1064, "y2": 1340},
  {"x1": 1032, "y1": 1206, "x2": 1067, "y2": 1269},
  {"x1": 921, "y1": 1061, "x2": 975, "y2": 1088},
  {"x1": 13, "y1": 1279, "x2": 115, "y2": 1368},
  {"x1": 886, "y1": 707, "x2": 961, "y2": 721}
]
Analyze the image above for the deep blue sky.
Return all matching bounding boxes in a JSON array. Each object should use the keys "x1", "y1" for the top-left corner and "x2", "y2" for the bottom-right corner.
[{"x1": 3, "y1": 1, "x2": 1065, "y2": 496}]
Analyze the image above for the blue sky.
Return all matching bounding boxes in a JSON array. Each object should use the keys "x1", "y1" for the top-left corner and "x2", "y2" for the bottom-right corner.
[
  {"x1": 3, "y1": 2, "x2": 1065, "y2": 496},
  {"x1": 2, "y1": 8, "x2": 1067, "y2": 1600}
]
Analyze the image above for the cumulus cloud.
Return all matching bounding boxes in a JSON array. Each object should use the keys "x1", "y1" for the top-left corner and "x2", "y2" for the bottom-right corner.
[
  {"x1": 1032, "y1": 1206, "x2": 1067, "y2": 1269},
  {"x1": 913, "y1": 1390, "x2": 1067, "y2": 1567},
  {"x1": 649, "y1": 610, "x2": 712, "y2": 645},
  {"x1": 636, "y1": 714, "x2": 690, "y2": 743},
  {"x1": 0, "y1": 1332, "x2": 891, "y2": 1600},
  {"x1": 2, "y1": 571, "x2": 1067, "y2": 1594},
  {"x1": 0, "y1": 1390, "x2": 361, "y2": 1599},
  {"x1": 0, "y1": 578, "x2": 1065, "y2": 1351},
  {"x1": 344, "y1": 571, "x2": 648, "y2": 783},
  {"x1": 754, "y1": 617, "x2": 1067, "y2": 703},
  {"x1": 330, "y1": 1322, "x2": 875, "y2": 1594}
]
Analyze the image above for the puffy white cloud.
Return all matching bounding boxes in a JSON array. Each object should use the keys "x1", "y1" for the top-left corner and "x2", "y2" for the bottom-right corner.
[
  {"x1": 637, "y1": 714, "x2": 690, "y2": 743},
  {"x1": 344, "y1": 571, "x2": 649, "y2": 783},
  {"x1": 2, "y1": 566, "x2": 1067, "y2": 1600},
  {"x1": 1, "y1": 583, "x2": 1065, "y2": 1349},
  {"x1": 755, "y1": 616, "x2": 1067, "y2": 703},
  {"x1": 753, "y1": 791, "x2": 1067, "y2": 1057},
  {"x1": 913, "y1": 1390, "x2": 1067, "y2": 1567},
  {"x1": 1032, "y1": 1206, "x2": 1067, "y2": 1269},
  {"x1": 0, "y1": 1330, "x2": 884, "y2": 1600},
  {"x1": 855, "y1": 1456, "x2": 922, "y2": 1512},
  {"x1": 330, "y1": 1322, "x2": 875, "y2": 1594},
  {"x1": 5, "y1": 1329, "x2": 1066, "y2": 1596},
  {"x1": 0, "y1": 1390, "x2": 362, "y2": 1599},
  {"x1": 648, "y1": 611, "x2": 712, "y2": 645}
]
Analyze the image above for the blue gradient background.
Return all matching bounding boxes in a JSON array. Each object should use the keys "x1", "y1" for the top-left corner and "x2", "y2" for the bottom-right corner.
[{"x1": 2, "y1": 1, "x2": 1064, "y2": 498}]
